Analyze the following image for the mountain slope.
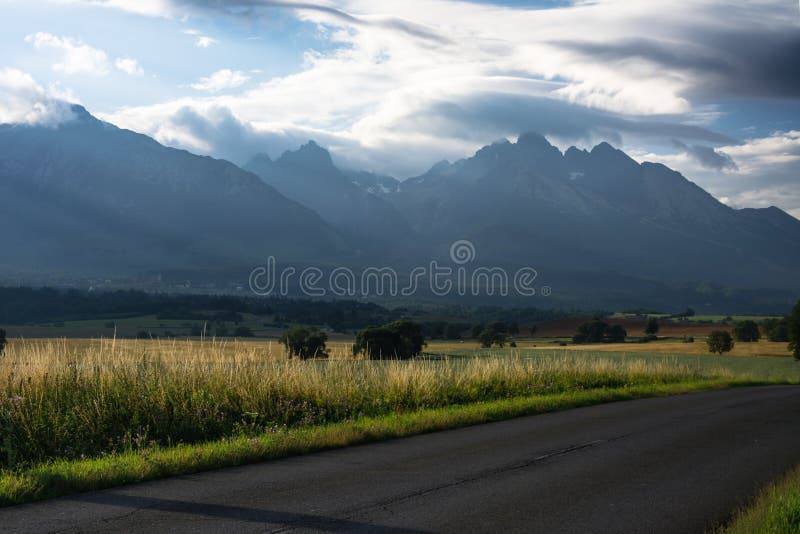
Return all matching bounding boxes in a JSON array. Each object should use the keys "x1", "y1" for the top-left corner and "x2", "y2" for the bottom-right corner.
[
  {"x1": 244, "y1": 142, "x2": 417, "y2": 256},
  {"x1": 0, "y1": 106, "x2": 346, "y2": 276},
  {"x1": 389, "y1": 133, "x2": 800, "y2": 290}
]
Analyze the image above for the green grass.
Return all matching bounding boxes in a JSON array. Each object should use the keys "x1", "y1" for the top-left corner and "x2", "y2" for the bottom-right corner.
[
  {"x1": 0, "y1": 379, "x2": 754, "y2": 507},
  {"x1": 723, "y1": 464, "x2": 800, "y2": 533},
  {"x1": 1, "y1": 338, "x2": 794, "y2": 507}
]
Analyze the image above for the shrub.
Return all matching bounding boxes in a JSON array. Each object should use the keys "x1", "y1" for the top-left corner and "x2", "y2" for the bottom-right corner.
[
  {"x1": 733, "y1": 320, "x2": 760, "y2": 342},
  {"x1": 707, "y1": 330, "x2": 734, "y2": 354},
  {"x1": 682, "y1": 335, "x2": 695, "y2": 343},
  {"x1": 135, "y1": 330, "x2": 150, "y2": 339},
  {"x1": 280, "y1": 326, "x2": 328, "y2": 359},
  {"x1": 353, "y1": 320, "x2": 425, "y2": 359},
  {"x1": 0, "y1": 328, "x2": 5, "y2": 355}
]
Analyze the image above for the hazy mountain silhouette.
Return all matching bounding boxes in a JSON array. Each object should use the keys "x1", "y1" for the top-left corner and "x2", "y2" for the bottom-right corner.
[
  {"x1": 244, "y1": 142, "x2": 416, "y2": 256},
  {"x1": 388, "y1": 132, "x2": 800, "y2": 290},
  {"x1": 1, "y1": 106, "x2": 797, "y2": 307},
  {"x1": 0, "y1": 106, "x2": 346, "y2": 276}
]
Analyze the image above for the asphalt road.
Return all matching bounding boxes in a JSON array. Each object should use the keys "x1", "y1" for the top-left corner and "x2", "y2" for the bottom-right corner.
[{"x1": 3, "y1": 386, "x2": 800, "y2": 533}]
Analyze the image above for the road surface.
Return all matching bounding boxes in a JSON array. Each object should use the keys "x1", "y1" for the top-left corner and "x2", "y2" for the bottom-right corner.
[{"x1": 3, "y1": 386, "x2": 800, "y2": 533}]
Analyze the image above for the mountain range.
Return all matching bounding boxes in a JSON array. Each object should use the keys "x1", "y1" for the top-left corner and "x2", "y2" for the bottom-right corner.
[{"x1": 1, "y1": 106, "x2": 798, "y2": 311}]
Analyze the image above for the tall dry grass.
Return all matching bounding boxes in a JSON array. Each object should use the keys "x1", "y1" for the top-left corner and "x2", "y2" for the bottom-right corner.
[{"x1": 0, "y1": 338, "x2": 726, "y2": 468}]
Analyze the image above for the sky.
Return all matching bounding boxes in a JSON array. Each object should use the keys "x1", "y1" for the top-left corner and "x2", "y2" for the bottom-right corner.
[{"x1": 1, "y1": 0, "x2": 799, "y2": 217}]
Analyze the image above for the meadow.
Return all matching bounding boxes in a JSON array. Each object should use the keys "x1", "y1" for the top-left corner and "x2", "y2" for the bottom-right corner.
[{"x1": 0, "y1": 336, "x2": 795, "y2": 505}]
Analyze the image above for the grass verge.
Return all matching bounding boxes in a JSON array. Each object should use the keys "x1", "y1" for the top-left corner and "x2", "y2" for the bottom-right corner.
[
  {"x1": 722, "y1": 463, "x2": 800, "y2": 533},
  {"x1": 1, "y1": 379, "x2": 754, "y2": 507}
]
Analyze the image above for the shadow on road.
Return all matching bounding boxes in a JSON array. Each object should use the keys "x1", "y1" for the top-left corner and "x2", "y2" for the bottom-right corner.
[{"x1": 66, "y1": 492, "x2": 429, "y2": 533}]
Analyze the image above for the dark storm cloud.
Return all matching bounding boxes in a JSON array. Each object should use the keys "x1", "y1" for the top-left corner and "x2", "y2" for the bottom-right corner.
[
  {"x1": 672, "y1": 139, "x2": 737, "y2": 171},
  {"x1": 396, "y1": 93, "x2": 736, "y2": 148},
  {"x1": 553, "y1": 29, "x2": 800, "y2": 100}
]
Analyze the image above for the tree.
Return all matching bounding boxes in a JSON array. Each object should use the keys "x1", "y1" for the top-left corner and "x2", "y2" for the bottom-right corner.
[
  {"x1": 644, "y1": 318, "x2": 660, "y2": 336},
  {"x1": 733, "y1": 320, "x2": 760, "y2": 342},
  {"x1": 477, "y1": 328, "x2": 506, "y2": 348},
  {"x1": 606, "y1": 324, "x2": 628, "y2": 343},
  {"x1": 234, "y1": 326, "x2": 254, "y2": 338},
  {"x1": 0, "y1": 328, "x2": 6, "y2": 355},
  {"x1": 353, "y1": 320, "x2": 425, "y2": 360},
  {"x1": 529, "y1": 325, "x2": 538, "y2": 337},
  {"x1": 762, "y1": 318, "x2": 789, "y2": 342},
  {"x1": 573, "y1": 320, "x2": 627, "y2": 344},
  {"x1": 572, "y1": 320, "x2": 608, "y2": 344},
  {"x1": 280, "y1": 326, "x2": 328, "y2": 359},
  {"x1": 707, "y1": 330, "x2": 734, "y2": 354},
  {"x1": 789, "y1": 300, "x2": 800, "y2": 360}
]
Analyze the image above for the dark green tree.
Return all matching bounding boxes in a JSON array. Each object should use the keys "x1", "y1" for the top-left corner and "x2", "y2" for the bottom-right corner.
[
  {"x1": 606, "y1": 324, "x2": 628, "y2": 343},
  {"x1": 644, "y1": 318, "x2": 660, "y2": 336},
  {"x1": 733, "y1": 320, "x2": 760, "y2": 342},
  {"x1": 789, "y1": 300, "x2": 800, "y2": 360},
  {"x1": 572, "y1": 320, "x2": 608, "y2": 344},
  {"x1": 707, "y1": 330, "x2": 734, "y2": 354},
  {"x1": 280, "y1": 326, "x2": 328, "y2": 359},
  {"x1": 762, "y1": 318, "x2": 789, "y2": 342},
  {"x1": 573, "y1": 320, "x2": 627, "y2": 344},
  {"x1": 477, "y1": 328, "x2": 507, "y2": 348},
  {"x1": 353, "y1": 320, "x2": 425, "y2": 360}
]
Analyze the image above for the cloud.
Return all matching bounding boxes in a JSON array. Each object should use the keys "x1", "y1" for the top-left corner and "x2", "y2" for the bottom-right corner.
[
  {"x1": 114, "y1": 57, "x2": 144, "y2": 76},
  {"x1": 63, "y1": 0, "x2": 800, "y2": 216},
  {"x1": 0, "y1": 68, "x2": 77, "y2": 126},
  {"x1": 190, "y1": 69, "x2": 250, "y2": 92},
  {"x1": 25, "y1": 32, "x2": 109, "y2": 75},
  {"x1": 671, "y1": 139, "x2": 737, "y2": 171},
  {"x1": 194, "y1": 36, "x2": 217, "y2": 48}
]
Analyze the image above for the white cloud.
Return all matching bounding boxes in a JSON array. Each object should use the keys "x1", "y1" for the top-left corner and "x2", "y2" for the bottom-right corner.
[
  {"x1": 70, "y1": 0, "x2": 799, "y2": 216},
  {"x1": 194, "y1": 36, "x2": 217, "y2": 48},
  {"x1": 25, "y1": 32, "x2": 109, "y2": 75},
  {"x1": 190, "y1": 69, "x2": 250, "y2": 92},
  {"x1": 114, "y1": 57, "x2": 144, "y2": 76},
  {"x1": 0, "y1": 68, "x2": 77, "y2": 126}
]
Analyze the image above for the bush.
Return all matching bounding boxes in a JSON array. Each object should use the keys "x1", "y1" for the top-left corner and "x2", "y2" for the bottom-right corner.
[
  {"x1": 234, "y1": 326, "x2": 254, "y2": 338},
  {"x1": 353, "y1": 320, "x2": 425, "y2": 360},
  {"x1": 682, "y1": 335, "x2": 694, "y2": 343},
  {"x1": 0, "y1": 328, "x2": 5, "y2": 355},
  {"x1": 280, "y1": 326, "x2": 328, "y2": 359},
  {"x1": 136, "y1": 330, "x2": 150, "y2": 339},
  {"x1": 707, "y1": 330, "x2": 734, "y2": 354},
  {"x1": 733, "y1": 320, "x2": 760, "y2": 342}
]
